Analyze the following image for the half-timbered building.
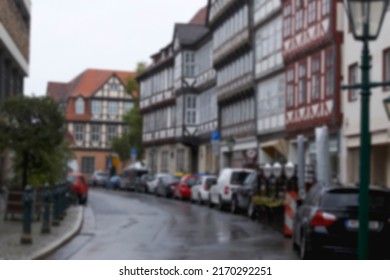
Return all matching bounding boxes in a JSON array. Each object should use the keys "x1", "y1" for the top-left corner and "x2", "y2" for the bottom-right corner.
[
  {"x1": 254, "y1": 0, "x2": 287, "y2": 166},
  {"x1": 138, "y1": 43, "x2": 176, "y2": 174},
  {"x1": 282, "y1": 0, "x2": 343, "y2": 179},
  {"x1": 139, "y1": 7, "x2": 219, "y2": 174},
  {"x1": 47, "y1": 69, "x2": 135, "y2": 177},
  {"x1": 208, "y1": 0, "x2": 258, "y2": 169}
]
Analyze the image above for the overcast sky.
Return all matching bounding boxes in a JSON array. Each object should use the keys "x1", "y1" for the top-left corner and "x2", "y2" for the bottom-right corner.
[{"x1": 25, "y1": 0, "x2": 207, "y2": 96}]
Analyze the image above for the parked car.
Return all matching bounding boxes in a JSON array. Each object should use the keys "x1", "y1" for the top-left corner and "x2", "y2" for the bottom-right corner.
[
  {"x1": 121, "y1": 167, "x2": 149, "y2": 191},
  {"x1": 90, "y1": 170, "x2": 109, "y2": 187},
  {"x1": 173, "y1": 174, "x2": 199, "y2": 200},
  {"x1": 293, "y1": 184, "x2": 390, "y2": 259},
  {"x1": 191, "y1": 175, "x2": 217, "y2": 204},
  {"x1": 155, "y1": 175, "x2": 180, "y2": 198},
  {"x1": 147, "y1": 173, "x2": 170, "y2": 194},
  {"x1": 230, "y1": 171, "x2": 257, "y2": 217},
  {"x1": 209, "y1": 168, "x2": 254, "y2": 211},
  {"x1": 67, "y1": 173, "x2": 88, "y2": 205},
  {"x1": 138, "y1": 174, "x2": 155, "y2": 193},
  {"x1": 106, "y1": 175, "x2": 121, "y2": 190}
]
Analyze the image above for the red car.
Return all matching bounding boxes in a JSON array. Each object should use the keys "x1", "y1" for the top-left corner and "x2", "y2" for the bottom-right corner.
[
  {"x1": 173, "y1": 175, "x2": 198, "y2": 200},
  {"x1": 67, "y1": 173, "x2": 88, "y2": 205}
]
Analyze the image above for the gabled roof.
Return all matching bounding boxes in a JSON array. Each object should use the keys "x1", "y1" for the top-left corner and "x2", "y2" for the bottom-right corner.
[
  {"x1": 47, "y1": 82, "x2": 70, "y2": 103},
  {"x1": 173, "y1": 24, "x2": 209, "y2": 47},
  {"x1": 189, "y1": 6, "x2": 208, "y2": 25},
  {"x1": 68, "y1": 69, "x2": 134, "y2": 98},
  {"x1": 47, "y1": 69, "x2": 135, "y2": 100}
]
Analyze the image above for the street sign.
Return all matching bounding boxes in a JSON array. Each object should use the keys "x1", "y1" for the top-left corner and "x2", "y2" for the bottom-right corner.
[
  {"x1": 211, "y1": 131, "x2": 221, "y2": 141},
  {"x1": 131, "y1": 148, "x2": 138, "y2": 156}
]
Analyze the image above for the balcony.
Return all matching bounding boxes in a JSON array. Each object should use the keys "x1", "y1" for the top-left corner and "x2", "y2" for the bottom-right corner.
[
  {"x1": 213, "y1": 29, "x2": 250, "y2": 66},
  {"x1": 140, "y1": 89, "x2": 175, "y2": 112},
  {"x1": 209, "y1": 0, "x2": 236, "y2": 25},
  {"x1": 221, "y1": 121, "x2": 256, "y2": 139},
  {"x1": 142, "y1": 128, "x2": 176, "y2": 144},
  {"x1": 217, "y1": 72, "x2": 252, "y2": 102}
]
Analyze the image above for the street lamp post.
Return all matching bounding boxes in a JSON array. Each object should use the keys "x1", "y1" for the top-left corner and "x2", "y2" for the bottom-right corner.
[
  {"x1": 342, "y1": 0, "x2": 390, "y2": 259},
  {"x1": 226, "y1": 136, "x2": 236, "y2": 167}
]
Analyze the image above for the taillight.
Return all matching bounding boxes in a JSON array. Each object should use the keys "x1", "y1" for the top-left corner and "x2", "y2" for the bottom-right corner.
[
  {"x1": 224, "y1": 186, "x2": 230, "y2": 195},
  {"x1": 310, "y1": 211, "x2": 336, "y2": 227},
  {"x1": 204, "y1": 185, "x2": 208, "y2": 191}
]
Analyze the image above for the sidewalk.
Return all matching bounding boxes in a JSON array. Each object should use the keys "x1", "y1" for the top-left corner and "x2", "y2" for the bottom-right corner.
[{"x1": 0, "y1": 193, "x2": 84, "y2": 260}]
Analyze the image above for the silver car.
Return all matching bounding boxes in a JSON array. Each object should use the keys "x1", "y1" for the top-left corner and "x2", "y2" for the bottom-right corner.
[
  {"x1": 191, "y1": 175, "x2": 217, "y2": 204},
  {"x1": 91, "y1": 170, "x2": 109, "y2": 187}
]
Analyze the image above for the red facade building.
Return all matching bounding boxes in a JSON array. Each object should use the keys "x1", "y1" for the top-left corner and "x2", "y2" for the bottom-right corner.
[{"x1": 282, "y1": 0, "x2": 344, "y2": 179}]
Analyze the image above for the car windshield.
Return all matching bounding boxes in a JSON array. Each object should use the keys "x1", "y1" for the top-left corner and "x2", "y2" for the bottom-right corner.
[
  {"x1": 243, "y1": 172, "x2": 255, "y2": 186},
  {"x1": 321, "y1": 190, "x2": 390, "y2": 212},
  {"x1": 187, "y1": 178, "x2": 197, "y2": 187},
  {"x1": 97, "y1": 172, "x2": 108, "y2": 177},
  {"x1": 230, "y1": 172, "x2": 251, "y2": 185},
  {"x1": 205, "y1": 178, "x2": 217, "y2": 186},
  {"x1": 161, "y1": 176, "x2": 178, "y2": 184}
]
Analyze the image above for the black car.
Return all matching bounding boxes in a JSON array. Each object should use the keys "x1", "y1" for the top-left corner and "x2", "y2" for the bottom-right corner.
[
  {"x1": 230, "y1": 171, "x2": 258, "y2": 218},
  {"x1": 155, "y1": 175, "x2": 179, "y2": 198},
  {"x1": 293, "y1": 184, "x2": 390, "y2": 259}
]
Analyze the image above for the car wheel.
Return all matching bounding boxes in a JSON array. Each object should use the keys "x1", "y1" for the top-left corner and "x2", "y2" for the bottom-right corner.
[
  {"x1": 231, "y1": 196, "x2": 239, "y2": 214},
  {"x1": 300, "y1": 233, "x2": 313, "y2": 260},
  {"x1": 247, "y1": 202, "x2": 256, "y2": 220}
]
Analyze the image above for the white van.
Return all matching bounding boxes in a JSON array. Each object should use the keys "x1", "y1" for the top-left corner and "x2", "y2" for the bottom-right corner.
[{"x1": 209, "y1": 168, "x2": 254, "y2": 210}]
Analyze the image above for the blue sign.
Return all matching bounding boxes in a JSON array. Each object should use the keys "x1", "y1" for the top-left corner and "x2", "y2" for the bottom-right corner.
[
  {"x1": 131, "y1": 148, "x2": 138, "y2": 156},
  {"x1": 211, "y1": 131, "x2": 221, "y2": 141}
]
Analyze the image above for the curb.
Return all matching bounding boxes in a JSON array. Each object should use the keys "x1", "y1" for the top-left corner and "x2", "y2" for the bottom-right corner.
[{"x1": 30, "y1": 206, "x2": 84, "y2": 260}]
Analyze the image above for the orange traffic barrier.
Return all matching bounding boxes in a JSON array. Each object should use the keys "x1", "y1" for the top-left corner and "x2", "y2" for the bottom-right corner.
[{"x1": 284, "y1": 191, "x2": 298, "y2": 237}]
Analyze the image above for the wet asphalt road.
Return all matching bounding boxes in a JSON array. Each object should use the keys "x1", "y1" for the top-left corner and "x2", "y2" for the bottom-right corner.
[{"x1": 48, "y1": 188, "x2": 298, "y2": 260}]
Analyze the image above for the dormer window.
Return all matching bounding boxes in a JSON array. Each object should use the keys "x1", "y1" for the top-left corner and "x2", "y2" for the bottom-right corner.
[{"x1": 75, "y1": 97, "x2": 84, "y2": 115}]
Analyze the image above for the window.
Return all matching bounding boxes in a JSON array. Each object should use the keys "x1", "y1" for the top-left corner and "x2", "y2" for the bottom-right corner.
[
  {"x1": 298, "y1": 63, "x2": 307, "y2": 105},
  {"x1": 107, "y1": 125, "x2": 117, "y2": 143},
  {"x1": 286, "y1": 68, "x2": 295, "y2": 107},
  {"x1": 283, "y1": 4, "x2": 292, "y2": 38},
  {"x1": 91, "y1": 100, "x2": 102, "y2": 115},
  {"x1": 124, "y1": 102, "x2": 134, "y2": 113},
  {"x1": 108, "y1": 101, "x2": 118, "y2": 116},
  {"x1": 325, "y1": 49, "x2": 334, "y2": 97},
  {"x1": 74, "y1": 124, "x2": 85, "y2": 142},
  {"x1": 322, "y1": 0, "x2": 330, "y2": 16},
  {"x1": 183, "y1": 52, "x2": 196, "y2": 77},
  {"x1": 349, "y1": 63, "x2": 359, "y2": 101},
  {"x1": 384, "y1": 49, "x2": 390, "y2": 90},
  {"x1": 308, "y1": 0, "x2": 317, "y2": 24},
  {"x1": 75, "y1": 98, "x2": 84, "y2": 115},
  {"x1": 311, "y1": 57, "x2": 321, "y2": 101},
  {"x1": 109, "y1": 83, "x2": 120, "y2": 92},
  {"x1": 176, "y1": 149, "x2": 185, "y2": 172},
  {"x1": 161, "y1": 151, "x2": 169, "y2": 173},
  {"x1": 81, "y1": 157, "x2": 95, "y2": 175},
  {"x1": 295, "y1": 8, "x2": 303, "y2": 31},
  {"x1": 91, "y1": 124, "x2": 100, "y2": 142},
  {"x1": 185, "y1": 95, "x2": 197, "y2": 125}
]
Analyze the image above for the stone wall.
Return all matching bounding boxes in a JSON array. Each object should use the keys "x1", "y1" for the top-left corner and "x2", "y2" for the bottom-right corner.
[{"x1": 0, "y1": 0, "x2": 30, "y2": 62}]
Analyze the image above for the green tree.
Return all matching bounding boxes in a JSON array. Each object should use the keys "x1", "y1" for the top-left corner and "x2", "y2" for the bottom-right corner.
[
  {"x1": 111, "y1": 62, "x2": 146, "y2": 164},
  {"x1": 0, "y1": 96, "x2": 69, "y2": 187}
]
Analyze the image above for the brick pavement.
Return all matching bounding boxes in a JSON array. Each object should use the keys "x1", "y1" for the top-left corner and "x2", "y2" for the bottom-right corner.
[{"x1": 0, "y1": 192, "x2": 83, "y2": 260}]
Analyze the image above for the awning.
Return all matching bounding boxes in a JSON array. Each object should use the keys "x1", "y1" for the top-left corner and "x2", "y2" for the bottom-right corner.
[{"x1": 260, "y1": 139, "x2": 288, "y2": 158}]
